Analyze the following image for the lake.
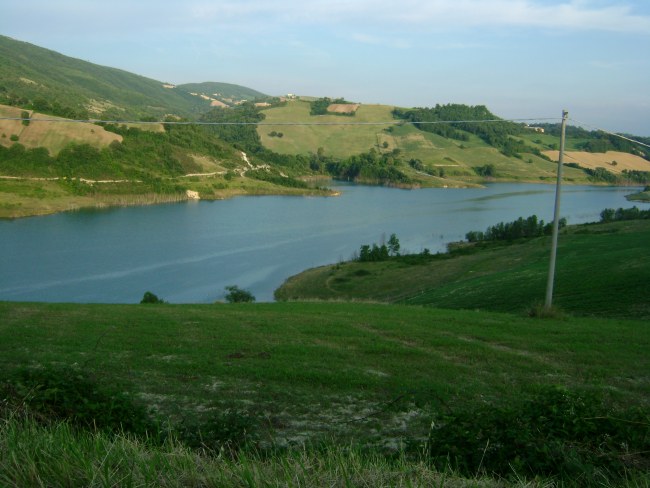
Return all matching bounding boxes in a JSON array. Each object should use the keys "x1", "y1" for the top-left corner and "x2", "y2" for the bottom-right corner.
[{"x1": 0, "y1": 183, "x2": 645, "y2": 303}]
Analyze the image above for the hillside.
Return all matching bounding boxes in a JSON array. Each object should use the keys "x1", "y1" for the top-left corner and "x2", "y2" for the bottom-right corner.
[
  {"x1": 259, "y1": 100, "x2": 650, "y2": 187},
  {"x1": 1, "y1": 35, "x2": 649, "y2": 218},
  {"x1": 276, "y1": 218, "x2": 650, "y2": 320},
  {"x1": 0, "y1": 104, "x2": 124, "y2": 155},
  {"x1": 0, "y1": 35, "x2": 264, "y2": 121}
]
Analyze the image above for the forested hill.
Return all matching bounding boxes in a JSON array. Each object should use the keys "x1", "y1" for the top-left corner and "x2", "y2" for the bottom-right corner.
[{"x1": 0, "y1": 36, "x2": 263, "y2": 121}]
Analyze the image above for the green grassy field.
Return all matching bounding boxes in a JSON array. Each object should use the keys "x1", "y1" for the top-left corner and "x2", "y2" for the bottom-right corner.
[
  {"x1": 1, "y1": 300, "x2": 648, "y2": 484},
  {"x1": 259, "y1": 101, "x2": 394, "y2": 158},
  {"x1": 276, "y1": 219, "x2": 650, "y2": 320},
  {"x1": 1, "y1": 300, "x2": 648, "y2": 441}
]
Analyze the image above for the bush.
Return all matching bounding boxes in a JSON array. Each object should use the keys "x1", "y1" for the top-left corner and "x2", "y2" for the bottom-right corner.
[
  {"x1": 427, "y1": 386, "x2": 650, "y2": 482},
  {"x1": 178, "y1": 408, "x2": 259, "y2": 453},
  {"x1": 1, "y1": 365, "x2": 157, "y2": 438},
  {"x1": 224, "y1": 285, "x2": 255, "y2": 303},
  {"x1": 140, "y1": 291, "x2": 165, "y2": 304}
]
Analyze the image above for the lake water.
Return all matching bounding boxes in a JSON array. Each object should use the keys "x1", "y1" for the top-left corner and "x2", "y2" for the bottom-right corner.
[{"x1": 0, "y1": 183, "x2": 645, "y2": 303}]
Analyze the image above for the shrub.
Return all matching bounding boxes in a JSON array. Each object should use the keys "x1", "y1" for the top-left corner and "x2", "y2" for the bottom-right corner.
[
  {"x1": 224, "y1": 285, "x2": 255, "y2": 303},
  {"x1": 427, "y1": 386, "x2": 650, "y2": 482},
  {"x1": 140, "y1": 291, "x2": 165, "y2": 304},
  {"x1": 2, "y1": 365, "x2": 157, "y2": 438},
  {"x1": 526, "y1": 301, "x2": 565, "y2": 319},
  {"x1": 178, "y1": 408, "x2": 259, "y2": 453}
]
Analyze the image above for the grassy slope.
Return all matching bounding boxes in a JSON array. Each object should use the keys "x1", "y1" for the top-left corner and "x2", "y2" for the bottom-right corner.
[
  {"x1": 259, "y1": 101, "x2": 394, "y2": 158},
  {"x1": 276, "y1": 219, "x2": 650, "y2": 320},
  {"x1": 1, "y1": 301, "x2": 648, "y2": 448},
  {"x1": 0, "y1": 36, "x2": 207, "y2": 119},
  {"x1": 259, "y1": 101, "x2": 592, "y2": 186},
  {"x1": 0, "y1": 104, "x2": 123, "y2": 155}
]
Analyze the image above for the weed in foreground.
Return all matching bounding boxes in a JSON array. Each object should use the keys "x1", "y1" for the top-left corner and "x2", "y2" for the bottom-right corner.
[
  {"x1": 526, "y1": 301, "x2": 566, "y2": 319},
  {"x1": 427, "y1": 386, "x2": 650, "y2": 484},
  {"x1": 1, "y1": 364, "x2": 160, "y2": 439}
]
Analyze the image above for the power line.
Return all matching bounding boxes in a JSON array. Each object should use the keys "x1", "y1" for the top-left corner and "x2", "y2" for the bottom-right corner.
[
  {"x1": 569, "y1": 118, "x2": 650, "y2": 150},
  {"x1": 5, "y1": 113, "x2": 647, "y2": 149},
  {"x1": 0, "y1": 116, "x2": 560, "y2": 126}
]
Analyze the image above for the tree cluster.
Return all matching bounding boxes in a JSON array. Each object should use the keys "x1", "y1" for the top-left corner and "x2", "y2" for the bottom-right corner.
[
  {"x1": 326, "y1": 148, "x2": 411, "y2": 185},
  {"x1": 309, "y1": 97, "x2": 351, "y2": 116},
  {"x1": 473, "y1": 164, "x2": 496, "y2": 178},
  {"x1": 600, "y1": 206, "x2": 650, "y2": 223},
  {"x1": 358, "y1": 234, "x2": 400, "y2": 262},
  {"x1": 465, "y1": 215, "x2": 566, "y2": 243},
  {"x1": 393, "y1": 104, "x2": 544, "y2": 158}
]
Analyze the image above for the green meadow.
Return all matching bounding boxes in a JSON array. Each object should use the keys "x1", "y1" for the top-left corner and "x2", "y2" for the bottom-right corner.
[
  {"x1": 276, "y1": 219, "x2": 650, "y2": 320},
  {"x1": 1, "y1": 299, "x2": 648, "y2": 485},
  {"x1": 2, "y1": 300, "x2": 648, "y2": 436}
]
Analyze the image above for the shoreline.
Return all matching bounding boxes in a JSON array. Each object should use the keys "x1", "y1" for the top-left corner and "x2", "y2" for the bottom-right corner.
[{"x1": 1, "y1": 178, "x2": 646, "y2": 220}]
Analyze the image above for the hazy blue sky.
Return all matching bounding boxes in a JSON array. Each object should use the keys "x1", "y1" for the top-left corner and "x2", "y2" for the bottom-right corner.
[{"x1": 3, "y1": 0, "x2": 650, "y2": 135}]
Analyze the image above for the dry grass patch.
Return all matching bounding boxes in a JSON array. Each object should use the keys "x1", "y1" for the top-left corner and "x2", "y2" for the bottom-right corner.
[
  {"x1": 0, "y1": 104, "x2": 122, "y2": 155},
  {"x1": 544, "y1": 150, "x2": 650, "y2": 173}
]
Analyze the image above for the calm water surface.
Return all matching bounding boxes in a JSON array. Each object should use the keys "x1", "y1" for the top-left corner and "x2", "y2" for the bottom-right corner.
[{"x1": 0, "y1": 183, "x2": 645, "y2": 303}]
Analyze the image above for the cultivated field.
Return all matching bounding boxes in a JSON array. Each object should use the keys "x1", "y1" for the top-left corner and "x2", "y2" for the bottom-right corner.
[{"x1": 544, "y1": 149, "x2": 650, "y2": 174}]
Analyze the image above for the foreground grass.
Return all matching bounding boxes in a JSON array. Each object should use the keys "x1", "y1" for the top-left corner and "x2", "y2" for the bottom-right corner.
[
  {"x1": 276, "y1": 219, "x2": 650, "y2": 320},
  {"x1": 1, "y1": 301, "x2": 648, "y2": 485},
  {"x1": 1, "y1": 417, "x2": 545, "y2": 488},
  {"x1": 1, "y1": 301, "x2": 648, "y2": 443}
]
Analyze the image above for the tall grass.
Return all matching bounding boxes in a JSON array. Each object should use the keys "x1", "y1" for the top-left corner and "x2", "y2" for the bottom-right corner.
[{"x1": 0, "y1": 417, "x2": 531, "y2": 487}]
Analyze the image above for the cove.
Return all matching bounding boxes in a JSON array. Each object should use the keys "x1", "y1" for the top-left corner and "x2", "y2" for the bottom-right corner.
[{"x1": 0, "y1": 183, "x2": 645, "y2": 303}]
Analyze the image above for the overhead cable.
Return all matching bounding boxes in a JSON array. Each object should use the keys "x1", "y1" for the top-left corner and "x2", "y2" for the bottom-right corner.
[
  {"x1": 0, "y1": 116, "x2": 560, "y2": 126},
  {"x1": 569, "y1": 118, "x2": 650, "y2": 150}
]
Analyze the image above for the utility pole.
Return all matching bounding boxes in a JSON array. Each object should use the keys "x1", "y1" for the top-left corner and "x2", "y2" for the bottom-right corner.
[{"x1": 545, "y1": 110, "x2": 568, "y2": 310}]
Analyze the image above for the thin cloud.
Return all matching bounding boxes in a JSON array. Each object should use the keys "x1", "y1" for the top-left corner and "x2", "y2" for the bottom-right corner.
[
  {"x1": 185, "y1": 0, "x2": 650, "y2": 34},
  {"x1": 349, "y1": 33, "x2": 411, "y2": 49}
]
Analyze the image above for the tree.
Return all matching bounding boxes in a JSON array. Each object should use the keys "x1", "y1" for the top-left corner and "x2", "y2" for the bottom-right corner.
[
  {"x1": 474, "y1": 164, "x2": 496, "y2": 178},
  {"x1": 140, "y1": 291, "x2": 165, "y2": 304},
  {"x1": 387, "y1": 233, "x2": 401, "y2": 256},
  {"x1": 224, "y1": 285, "x2": 255, "y2": 303}
]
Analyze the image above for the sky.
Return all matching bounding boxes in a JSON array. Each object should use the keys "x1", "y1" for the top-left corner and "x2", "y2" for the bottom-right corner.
[{"x1": 3, "y1": 0, "x2": 650, "y2": 135}]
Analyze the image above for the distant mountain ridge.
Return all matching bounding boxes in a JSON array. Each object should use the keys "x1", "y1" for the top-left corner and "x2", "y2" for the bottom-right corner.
[
  {"x1": 0, "y1": 35, "x2": 266, "y2": 120},
  {"x1": 176, "y1": 82, "x2": 267, "y2": 107}
]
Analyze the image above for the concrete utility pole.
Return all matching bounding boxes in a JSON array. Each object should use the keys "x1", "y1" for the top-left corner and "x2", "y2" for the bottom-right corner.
[{"x1": 545, "y1": 110, "x2": 568, "y2": 310}]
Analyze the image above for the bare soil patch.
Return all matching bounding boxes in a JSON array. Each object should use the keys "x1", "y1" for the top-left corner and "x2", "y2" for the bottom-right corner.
[
  {"x1": 327, "y1": 103, "x2": 360, "y2": 114},
  {"x1": 543, "y1": 150, "x2": 650, "y2": 174}
]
